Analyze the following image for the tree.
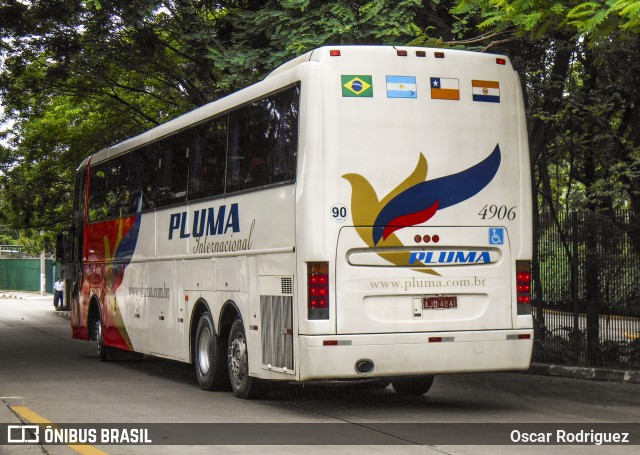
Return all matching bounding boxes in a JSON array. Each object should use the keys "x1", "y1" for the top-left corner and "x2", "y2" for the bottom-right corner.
[
  {"x1": 0, "y1": 0, "x2": 427, "y2": 252},
  {"x1": 447, "y1": 0, "x2": 640, "y2": 364},
  {"x1": 2, "y1": 0, "x2": 639, "y2": 254}
]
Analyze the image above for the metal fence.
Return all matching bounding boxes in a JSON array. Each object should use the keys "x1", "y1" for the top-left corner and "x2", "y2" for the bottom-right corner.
[{"x1": 532, "y1": 210, "x2": 640, "y2": 369}]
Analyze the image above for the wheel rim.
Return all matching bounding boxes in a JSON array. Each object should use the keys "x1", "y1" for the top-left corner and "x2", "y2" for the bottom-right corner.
[
  {"x1": 229, "y1": 331, "x2": 247, "y2": 384},
  {"x1": 198, "y1": 327, "x2": 212, "y2": 374}
]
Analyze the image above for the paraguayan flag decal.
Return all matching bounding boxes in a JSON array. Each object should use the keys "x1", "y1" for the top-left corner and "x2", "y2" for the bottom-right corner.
[
  {"x1": 472, "y1": 80, "x2": 500, "y2": 103},
  {"x1": 386, "y1": 75, "x2": 417, "y2": 98}
]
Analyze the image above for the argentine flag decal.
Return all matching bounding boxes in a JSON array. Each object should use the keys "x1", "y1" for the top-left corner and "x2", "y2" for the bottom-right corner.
[{"x1": 386, "y1": 75, "x2": 417, "y2": 98}]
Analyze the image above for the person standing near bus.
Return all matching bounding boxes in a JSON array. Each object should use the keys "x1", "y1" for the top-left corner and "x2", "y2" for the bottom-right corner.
[{"x1": 53, "y1": 277, "x2": 64, "y2": 310}]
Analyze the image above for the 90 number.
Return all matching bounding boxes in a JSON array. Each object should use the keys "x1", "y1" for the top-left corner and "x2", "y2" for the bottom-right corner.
[
  {"x1": 331, "y1": 204, "x2": 348, "y2": 223},
  {"x1": 478, "y1": 204, "x2": 516, "y2": 220}
]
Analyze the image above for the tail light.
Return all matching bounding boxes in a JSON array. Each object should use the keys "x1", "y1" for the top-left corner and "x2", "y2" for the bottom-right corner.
[
  {"x1": 516, "y1": 260, "x2": 532, "y2": 315},
  {"x1": 308, "y1": 262, "x2": 329, "y2": 320}
]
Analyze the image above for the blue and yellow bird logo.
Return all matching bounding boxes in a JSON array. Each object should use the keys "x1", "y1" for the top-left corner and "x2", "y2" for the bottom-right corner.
[{"x1": 343, "y1": 144, "x2": 501, "y2": 273}]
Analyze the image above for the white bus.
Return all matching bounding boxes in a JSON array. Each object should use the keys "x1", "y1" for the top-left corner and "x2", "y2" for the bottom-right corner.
[{"x1": 58, "y1": 45, "x2": 533, "y2": 399}]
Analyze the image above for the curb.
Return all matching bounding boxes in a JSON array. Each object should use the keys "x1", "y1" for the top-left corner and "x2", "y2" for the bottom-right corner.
[
  {"x1": 0, "y1": 292, "x2": 23, "y2": 299},
  {"x1": 528, "y1": 362, "x2": 640, "y2": 384},
  {"x1": 0, "y1": 291, "x2": 53, "y2": 300}
]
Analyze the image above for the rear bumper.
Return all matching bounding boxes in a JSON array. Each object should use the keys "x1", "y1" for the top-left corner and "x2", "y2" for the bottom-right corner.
[{"x1": 298, "y1": 330, "x2": 533, "y2": 381}]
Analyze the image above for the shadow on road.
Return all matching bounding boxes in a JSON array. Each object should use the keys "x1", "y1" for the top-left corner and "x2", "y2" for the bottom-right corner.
[{"x1": 100, "y1": 350, "x2": 515, "y2": 413}]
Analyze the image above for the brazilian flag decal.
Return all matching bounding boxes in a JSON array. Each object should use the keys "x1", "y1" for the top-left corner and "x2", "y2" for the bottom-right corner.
[{"x1": 342, "y1": 75, "x2": 373, "y2": 97}]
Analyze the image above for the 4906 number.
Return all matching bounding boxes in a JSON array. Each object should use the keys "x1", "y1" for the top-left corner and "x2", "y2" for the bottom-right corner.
[{"x1": 478, "y1": 204, "x2": 517, "y2": 220}]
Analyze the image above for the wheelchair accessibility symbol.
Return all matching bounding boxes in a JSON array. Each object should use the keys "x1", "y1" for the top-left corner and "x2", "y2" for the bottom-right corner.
[{"x1": 489, "y1": 228, "x2": 504, "y2": 245}]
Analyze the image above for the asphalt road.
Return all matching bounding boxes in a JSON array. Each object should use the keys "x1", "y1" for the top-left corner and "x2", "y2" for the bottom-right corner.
[{"x1": 1, "y1": 293, "x2": 639, "y2": 454}]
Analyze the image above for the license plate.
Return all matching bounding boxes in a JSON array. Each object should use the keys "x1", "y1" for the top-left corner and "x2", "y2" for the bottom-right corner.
[{"x1": 423, "y1": 296, "x2": 457, "y2": 310}]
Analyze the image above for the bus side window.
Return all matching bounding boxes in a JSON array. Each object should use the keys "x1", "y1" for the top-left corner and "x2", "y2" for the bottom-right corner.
[
  {"x1": 225, "y1": 86, "x2": 299, "y2": 194},
  {"x1": 188, "y1": 117, "x2": 226, "y2": 200},
  {"x1": 88, "y1": 165, "x2": 108, "y2": 222},
  {"x1": 141, "y1": 146, "x2": 156, "y2": 210},
  {"x1": 105, "y1": 157, "x2": 129, "y2": 218},
  {"x1": 122, "y1": 152, "x2": 144, "y2": 214},
  {"x1": 227, "y1": 99, "x2": 271, "y2": 192},
  {"x1": 226, "y1": 111, "x2": 245, "y2": 192},
  {"x1": 155, "y1": 134, "x2": 189, "y2": 207},
  {"x1": 271, "y1": 86, "x2": 299, "y2": 184}
]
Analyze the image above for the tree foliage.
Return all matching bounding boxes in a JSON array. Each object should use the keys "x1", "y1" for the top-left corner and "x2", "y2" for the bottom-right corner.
[
  {"x1": 447, "y1": 1, "x2": 640, "y2": 216},
  {"x1": 1, "y1": 0, "x2": 639, "y2": 253},
  {"x1": 453, "y1": 0, "x2": 640, "y2": 41},
  {"x1": 0, "y1": 0, "x2": 424, "y2": 252}
]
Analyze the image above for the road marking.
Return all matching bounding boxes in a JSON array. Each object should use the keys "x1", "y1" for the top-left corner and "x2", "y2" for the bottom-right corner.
[{"x1": 11, "y1": 405, "x2": 110, "y2": 455}]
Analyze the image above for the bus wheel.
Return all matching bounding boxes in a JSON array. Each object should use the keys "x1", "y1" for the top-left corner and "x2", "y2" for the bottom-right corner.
[
  {"x1": 391, "y1": 375, "x2": 435, "y2": 396},
  {"x1": 227, "y1": 319, "x2": 269, "y2": 399},
  {"x1": 195, "y1": 312, "x2": 230, "y2": 391},
  {"x1": 95, "y1": 318, "x2": 110, "y2": 362}
]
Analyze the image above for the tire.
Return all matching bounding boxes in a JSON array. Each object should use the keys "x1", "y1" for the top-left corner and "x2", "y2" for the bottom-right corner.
[
  {"x1": 391, "y1": 375, "x2": 435, "y2": 396},
  {"x1": 195, "y1": 312, "x2": 231, "y2": 391},
  {"x1": 227, "y1": 319, "x2": 270, "y2": 399},
  {"x1": 95, "y1": 317, "x2": 110, "y2": 362}
]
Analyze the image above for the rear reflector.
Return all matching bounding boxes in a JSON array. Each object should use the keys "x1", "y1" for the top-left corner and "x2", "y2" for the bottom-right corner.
[
  {"x1": 308, "y1": 262, "x2": 329, "y2": 320},
  {"x1": 323, "y1": 340, "x2": 352, "y2": 346},
  {"x1": 496, "y1": 57, "x2": 506, "y2": 65},
  {"x1": 428, "y1": 336, "x2": 454, "y2": 343},
  {"x1": 507, "y1": 334, "x2": 531, "y2": 340}
]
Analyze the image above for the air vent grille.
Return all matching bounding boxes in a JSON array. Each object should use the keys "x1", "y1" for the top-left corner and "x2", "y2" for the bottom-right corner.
[
  {"x1": 261, "y1": 295, "x2": 293, "y2": 371},
  {"x1": 281, "y1": 277, "x2": 293, "y2": 295}
]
